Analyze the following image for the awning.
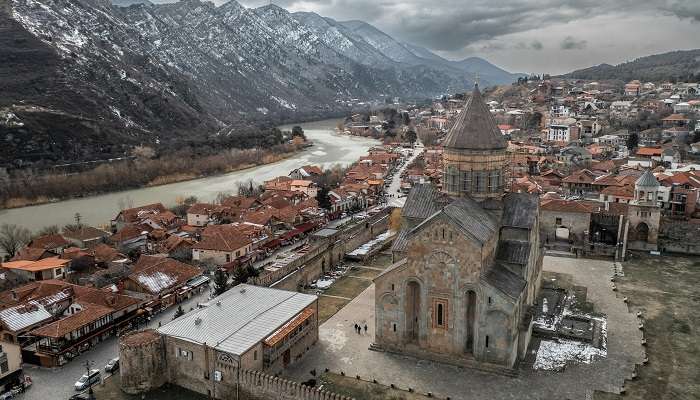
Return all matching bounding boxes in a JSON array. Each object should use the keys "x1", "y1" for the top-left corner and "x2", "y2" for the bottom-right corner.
[{"x1": 263, "y1": 308, "x2": 314, "y2": 347}]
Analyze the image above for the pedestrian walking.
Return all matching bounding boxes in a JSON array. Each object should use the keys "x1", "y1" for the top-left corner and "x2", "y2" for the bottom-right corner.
[
  {"x1": 354, "y1": 323, "x2": 358, "y2": 332},
  {"x1": 364, "y1": 324, "x2": 368, "y2": 334}
]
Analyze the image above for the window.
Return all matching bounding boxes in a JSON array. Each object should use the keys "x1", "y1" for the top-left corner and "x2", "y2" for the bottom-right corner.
[
  {"x1": 488, "y1": 297, "x2": 492, "y2": 305},
  {"x1": 178, "y1": 348, "x2": 192, "y2": 360},
  {"x1": 432, "y1": 299, "x2": 448, "y2": 329},
  {"x1": 393, "y1": 323, "x2": 397, "y2": 332},
  {"x1": 225, "y1": 254, "x2": 231, "y2": 263},
  {"x1": 485, "y1": 335, "x2": 490, "y2": 348},
  {"x1": 555, "y1": 217, "x2": 562, "y2": 225},
  {"x1": 461, "y1": 170, "x2": 472, "y2": 193},
  {"x1": 253, "y1": 350, "x2": 257, "y2": 361},
  {"x1": 442, "y1": 228, "x2": 445, "y2": 239},
  {"x1": 391, "y1": 284, "x2": 394, "y2": 291}
]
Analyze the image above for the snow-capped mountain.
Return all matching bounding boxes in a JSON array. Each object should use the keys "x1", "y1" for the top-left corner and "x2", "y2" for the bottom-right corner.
[{"x1": 1, "y1": 0, "x2": 521, "y2": 166}]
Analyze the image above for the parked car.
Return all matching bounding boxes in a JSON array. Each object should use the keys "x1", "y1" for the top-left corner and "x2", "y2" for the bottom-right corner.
[
  {"x1": 104, "y1": 358, "x2": 119, "y2": 373},
  {"x1": 74, "y1": 370, "x2": 101, "y2": 391}
]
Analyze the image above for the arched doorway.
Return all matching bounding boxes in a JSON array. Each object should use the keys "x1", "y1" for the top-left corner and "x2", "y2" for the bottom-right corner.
[
  {"x1": 637, "y1": 222, "x2": 649, "y2": 242},
  {"x1": 405, "y1": 281, "x2": 421, "y2": 342},
  {"x1": 465, "y1": 290, "x2": 477, "y2": 353}
]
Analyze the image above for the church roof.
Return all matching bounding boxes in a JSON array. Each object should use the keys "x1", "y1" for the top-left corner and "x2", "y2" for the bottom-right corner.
[
  {"x1": 481, "y1": 264, "x2": 527, "y2": 299},
  {"x1": 390, "y1": 228, "x2": 410, "y2": 253},
  {"x1": 443, "y1": 85, "x2": 507, "y2": 151},
  {"x1": 501, "y1": 193, "x2": 539, "y2": 229},
  {"x1": 442, "y1": 197, "x2": 498, "y2": 245},
  {"x1": 496, "y1": 241, "x2": 530, "y2": 265},
  {"x1": 401, "y1": 184, "x2": 440, "y2": 220},
  {"x1": 636, "y1": 169, "x2": 659, "y2": 187}
]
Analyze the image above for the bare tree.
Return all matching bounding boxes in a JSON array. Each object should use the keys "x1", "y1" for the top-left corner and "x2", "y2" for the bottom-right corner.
[{"x1": 0, "y1": 224, "x2": 32, "y2": 260}]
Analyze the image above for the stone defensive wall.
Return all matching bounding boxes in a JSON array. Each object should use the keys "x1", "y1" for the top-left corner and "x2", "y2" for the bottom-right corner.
[{"x1": 253, "y1": 208, "x2": 391, "y2": 292}]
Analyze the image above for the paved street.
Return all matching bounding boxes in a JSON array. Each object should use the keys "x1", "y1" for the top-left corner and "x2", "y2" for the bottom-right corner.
[
  {"x1": 18, "y1": 286, "x2": 212, "y2": 400},
  {"x1": 387, "y1": 142, "x2": 424, "y2": 208},
  {"x1": 286, "y1": 256, "x2": 645, "y2": 400}
]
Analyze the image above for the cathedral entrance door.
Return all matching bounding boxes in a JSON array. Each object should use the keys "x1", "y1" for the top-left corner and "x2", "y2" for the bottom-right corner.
[
  {"x1": 406, "y1": 281, "x2": 420, "y2": 342},
  {"x1": 465, "y1": 290, "x2": 477, "y2": 353}
]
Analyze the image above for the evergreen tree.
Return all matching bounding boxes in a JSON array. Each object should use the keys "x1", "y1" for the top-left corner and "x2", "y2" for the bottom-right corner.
[
  {"x1": 213, "y1": 268, "x2": 229, "y2": 296},
  {"x1": 405, "y1": 130, "x2": 417, "y2": 144},
  {"x1": 173, "y1": 305, "x2": 185, "y2": 320},
  {"x1": 316, "y1": 186, "x2": 332, "y2": 210},
  {"x1": 627, "y1": 132, "x2": 639, "y2": 151}
]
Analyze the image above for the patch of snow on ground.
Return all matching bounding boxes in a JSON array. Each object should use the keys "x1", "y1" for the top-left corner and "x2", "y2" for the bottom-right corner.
[
  {"x1": 315, "y1": 278, "x2": 334, "y2": 289},
  {"x1": 533, "y1": 338, "x2": 607, "y2": 371},
  {"x1": 271, "y1": 95, "x2": 297, "y2": 110}
]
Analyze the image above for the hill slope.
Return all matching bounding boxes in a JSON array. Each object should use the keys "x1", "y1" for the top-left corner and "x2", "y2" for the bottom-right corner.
[
  {"x1": 1, "y1": 0, "x2": 521, "y2": 168},
  {"x1": 563, "y1": 49, "x2": 700, "y2": 82}
]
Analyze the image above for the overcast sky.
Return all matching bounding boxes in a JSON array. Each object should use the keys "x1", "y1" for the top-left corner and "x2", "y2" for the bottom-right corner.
[{"x1": 157, "y1": 0, "x2": 700, "y2": 74}]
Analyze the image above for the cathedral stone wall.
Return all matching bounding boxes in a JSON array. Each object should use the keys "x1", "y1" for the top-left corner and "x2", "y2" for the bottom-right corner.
[{"x1": 375, "y1": 215, "x2": 521, "y2": 367}]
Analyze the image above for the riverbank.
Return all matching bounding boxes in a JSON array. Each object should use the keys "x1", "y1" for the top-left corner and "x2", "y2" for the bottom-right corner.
[
  {"x1": 0, "y1": 119, "x2": 379, "y2": 232},
  {"x1": 1, "y1": 145, "x2": 306, "y2": 210}
]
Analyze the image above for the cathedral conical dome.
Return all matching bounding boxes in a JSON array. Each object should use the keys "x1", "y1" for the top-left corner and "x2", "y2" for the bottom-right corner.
[
  {"x1": 443, "y1": 85, "x2": 507, "y2": 151},
  {"x1": 442, "y1": 84, "x2": 508, "y2": 200}
]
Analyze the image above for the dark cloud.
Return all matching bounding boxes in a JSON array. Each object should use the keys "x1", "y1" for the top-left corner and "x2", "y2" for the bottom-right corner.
[
  {"x1": 560, "y1": 36, "x2": 587, "y2": 50},
  {"x1": 221, "y1": 1, "x2": 700, "y2": 54},
  {"x1": 531, "y1": 40, "x2": 544, "y2": 50}
]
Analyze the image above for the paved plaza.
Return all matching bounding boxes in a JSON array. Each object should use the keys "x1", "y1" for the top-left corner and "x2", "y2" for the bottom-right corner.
[{"x1": 286, "y1": 256, "x2": 645, "y2": 400}]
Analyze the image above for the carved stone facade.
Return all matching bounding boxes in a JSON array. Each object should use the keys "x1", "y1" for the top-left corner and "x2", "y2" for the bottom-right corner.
[{"x1": 374, "y1": 86, "x2": 543, "y2": 371}]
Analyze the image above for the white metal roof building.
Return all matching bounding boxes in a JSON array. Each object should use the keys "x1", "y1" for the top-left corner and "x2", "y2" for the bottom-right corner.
[{"x1": 157, "y1": 284, "x2": 317, "y2": 356}]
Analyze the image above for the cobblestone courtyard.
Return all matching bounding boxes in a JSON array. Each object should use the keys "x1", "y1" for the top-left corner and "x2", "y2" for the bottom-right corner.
[{"x1": 286, "y1": 256, "x2": 645, "y2": 400}]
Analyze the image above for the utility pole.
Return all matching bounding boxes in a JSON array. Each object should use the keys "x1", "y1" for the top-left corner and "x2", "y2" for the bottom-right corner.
[{"x1": 74, "y1": 212, "x2": 82, "y2": 227}]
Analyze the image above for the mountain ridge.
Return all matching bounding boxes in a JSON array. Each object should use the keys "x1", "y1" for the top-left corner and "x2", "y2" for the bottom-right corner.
[
  {"x1": 1, "y1": 0, "x2": 521, "y2": 168},
  {"x1": 562, "y1": 49, "x2": 700, "y2": 82}
]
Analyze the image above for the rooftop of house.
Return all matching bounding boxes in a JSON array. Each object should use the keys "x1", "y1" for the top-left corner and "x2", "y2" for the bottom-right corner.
[
  {"x1": 116, "y1": 203, "x2": 167, "y2": 223},
  {"x1": 195, "y1": 226, "x2": 252, "y2": 252},
  {"x1": 1, "y1": 257, "x2": 70, "y2": 273},
  {"x1": 61, "y1": 226, "x2": 110, "y2": 241},
  {"x1": 158, "y1": 284, "x2": 317, "y2": 356},
  {"x1": 29, "y1": 302, "x2": 113, "y2": 338},
  {"x1": 28, "y1": 234, "x2": 70, "y2": 250},
  {"x1": 129, "y1": 256, "x2": 201, "y2": 295}
]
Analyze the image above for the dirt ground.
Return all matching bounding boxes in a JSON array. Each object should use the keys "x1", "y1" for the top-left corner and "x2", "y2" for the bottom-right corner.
[
  {"x1": 594, "y1": 253, "x2": 700, "y2": 400},
  {"x1": 92, "y1": 374, "x2": 207, "y2": 400},
  {"x1": 316, "y1": 254, "x2": 392, "y2": 324},
  {"x1": 319, "y1": 373, "x2": 433, "y2": 400}
]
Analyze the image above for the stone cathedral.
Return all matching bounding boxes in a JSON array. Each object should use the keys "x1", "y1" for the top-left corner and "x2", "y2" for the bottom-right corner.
[{"x1": 373, "y1": 85, "x2": 543, "y2": 371}]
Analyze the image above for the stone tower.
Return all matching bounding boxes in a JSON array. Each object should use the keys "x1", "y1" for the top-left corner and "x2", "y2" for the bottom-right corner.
[
  {"x1": 627, "y1": 169, "x2": 661, "y2": 249},
  {"x1": 632, "y1": 169, "x2": 659, "y2": 206},
  {"x1": 119, "y1": 329, "x2": 167, "y2": 394},
  {"x1": 442, "y1": 84, "x2": 508, "y2": 200}
]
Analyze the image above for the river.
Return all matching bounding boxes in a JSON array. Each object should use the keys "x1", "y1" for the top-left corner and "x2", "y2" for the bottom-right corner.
[{"x1": 0, "y1": 119, "x2": 380, "y2": 232}]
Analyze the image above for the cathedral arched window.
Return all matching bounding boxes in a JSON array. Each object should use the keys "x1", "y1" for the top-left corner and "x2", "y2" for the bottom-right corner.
[{"x1": 461, "y1": 170, "x2": 472, "y2": 193}]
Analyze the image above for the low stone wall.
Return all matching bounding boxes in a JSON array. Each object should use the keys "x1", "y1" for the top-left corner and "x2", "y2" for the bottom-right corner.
[
  {"x1": 255, "y1": 210, "x2": 391, "y2": 292},
  {"x1": 214, "y1": 365, "x2": 354, "y2": 400}
]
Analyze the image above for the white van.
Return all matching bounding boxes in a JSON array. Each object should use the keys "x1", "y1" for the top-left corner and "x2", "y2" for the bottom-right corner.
[{"x1": 74, "y1": 369, "x2": 101, "y2": 391}]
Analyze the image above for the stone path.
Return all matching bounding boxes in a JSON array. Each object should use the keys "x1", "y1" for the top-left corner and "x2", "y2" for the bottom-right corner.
[
  {"x1": 286, "y1": 256, "x2": 645, "y2": 400},
  {"x1": 319, "y1": 294, "x2": 353, "y2": 301}
]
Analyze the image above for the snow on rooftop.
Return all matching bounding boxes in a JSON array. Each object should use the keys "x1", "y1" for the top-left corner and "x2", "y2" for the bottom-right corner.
[
  {"x1": 0, "y1": 289, "x2": 69, "y2": 332},
  {"x1": 347, "y1": 231, "x2": 392, "y2": 256},
  {"x1": 135, "y1": 271, "x2": 177, "y2": 293}
]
